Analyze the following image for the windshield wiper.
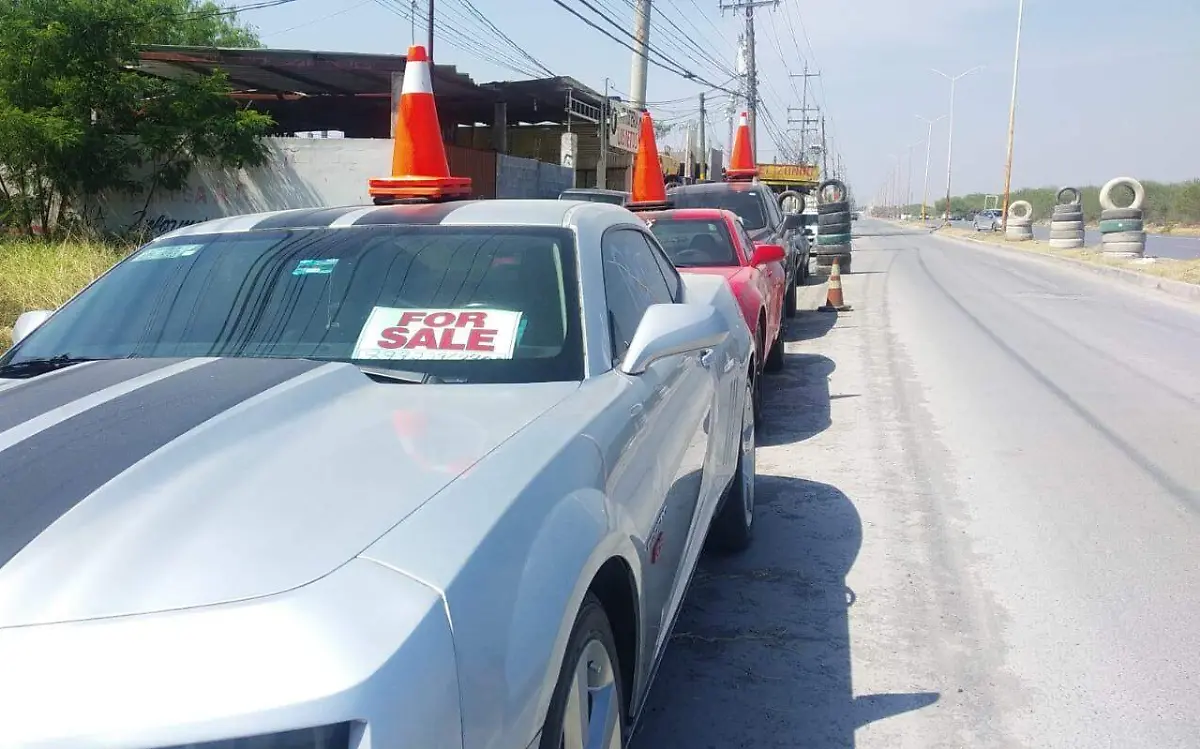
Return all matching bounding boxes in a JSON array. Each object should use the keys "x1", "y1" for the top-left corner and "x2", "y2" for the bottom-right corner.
[
  {"x1": 0, "y1": 355, "x2": 104, "y2": 378},
  {"x1": 356, "y1": 365, "x2": 443, "y2": 384}
]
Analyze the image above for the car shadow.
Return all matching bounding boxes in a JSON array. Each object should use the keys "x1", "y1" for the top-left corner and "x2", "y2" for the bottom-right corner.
[
  {"x1": 758, "y1": 351, "x2": 832, "y2": 447},
  {"x1": 631, "y1": 476, "x2": 939, "y2": 748}
]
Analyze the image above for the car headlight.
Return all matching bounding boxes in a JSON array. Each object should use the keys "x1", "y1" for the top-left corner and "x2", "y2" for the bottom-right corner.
[{"x1": 165, "y1": 723, "x2": 352, "y2": 749}]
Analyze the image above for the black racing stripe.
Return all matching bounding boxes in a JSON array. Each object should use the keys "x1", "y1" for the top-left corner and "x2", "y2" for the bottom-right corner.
[
  {"x1": 350, "y1": 201, "x2": 479, "y2": 225},
  {"x1": 0, "y1": 358, "x2": 183, "y2": 434},
  {"x1": 251, "y1": 206, "x2": 364, "y2": 230},
  {"x1": 0, "y1": 356, "x2": 324, "y2": 569}
]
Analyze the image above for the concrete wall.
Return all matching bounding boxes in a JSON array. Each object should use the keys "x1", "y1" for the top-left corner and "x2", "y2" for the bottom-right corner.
[
  {"x1": 90, "y1": 137, "x2": 511, "y2": 238},
  {"x1": 495, "y1": 154, "x2": 573, "y2": 199}
]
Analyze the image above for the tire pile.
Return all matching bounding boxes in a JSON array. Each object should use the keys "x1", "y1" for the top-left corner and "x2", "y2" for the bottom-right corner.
[
  {"x1": 1098, "y1": 176, "x2": 1147, "y2": 258},
  {"x1": 815, "y1": 178, "x2": 852, "y2": 274},
  {"x1": 1005, "y1": 200, "x2": 1034, "y2": 241},
  {"x1": 1048, "y1": 187, "x2": 1085, "y2": 249}
]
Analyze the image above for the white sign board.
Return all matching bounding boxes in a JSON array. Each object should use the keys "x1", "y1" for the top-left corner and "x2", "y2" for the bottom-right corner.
[{"x1": 607, "y1": 102, "x2": 640, "y2": 154}]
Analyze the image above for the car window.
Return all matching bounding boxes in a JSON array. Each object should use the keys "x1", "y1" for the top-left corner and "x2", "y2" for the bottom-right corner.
[
  {"x1": 763, "y1": 191, "x2": 784, "y2": 228},
  {"x1": 601, "y1": 228, "x2": 676, "y2": 362},
  {"x1": 647, "y1": 218, "x2": 739, "y2": 268},
  {"x1": 730, "y1": 219, "x2": 757, "y2": 263},
  {"x1": 639, "y1": 232, "x2": 683, "y2": 301},
  {"x1": 670, "y1": 188, "x2": 767, "y2": 230},
  {"x1": 1, "y1": 226, "x2": 585, "y2": 384}
]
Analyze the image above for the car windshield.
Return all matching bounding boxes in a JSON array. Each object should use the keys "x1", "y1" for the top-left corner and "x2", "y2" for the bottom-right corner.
[
  {"x1": 647, "y1": 218, "x2": 740, "y2": 267},
  {"x1": 0, "y1": 225, "x2": 584, "y2": 384},
  {"x1": 669, "y1": 188, "x2": 767, "y2": 230},
  {"x1": 561, "y1": 190, "x2": 626, "y2": 205}
]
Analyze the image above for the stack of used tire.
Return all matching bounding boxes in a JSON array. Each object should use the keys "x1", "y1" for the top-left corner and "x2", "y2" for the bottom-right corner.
[
  {"x1": 1098, "y1": 176, "x2": 1147, "y2": 258},
  {"x1": 1005, "y1": 200, "x2": 1034, "y2": 241},
  {"x1": 1048, "y1": 187, "x2": 1085, "y2": 249},
  {"x1": 814, "y1": 178, "x2": 852, "y2": 274}
]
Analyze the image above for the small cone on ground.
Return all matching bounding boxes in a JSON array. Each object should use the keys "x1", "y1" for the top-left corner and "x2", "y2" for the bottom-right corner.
[
  {"x1": 820, "y1": 257, "x2": 852, "y2": 312},
  {"x1": 369, "y1": 45, "x2": 471, "y2": 202},
  {"x1": 626, "y1": 110, "x2": 670, "y2": 210},
  {"x1": 725, "y1": 111, "x2": 757, "y2": 181}
]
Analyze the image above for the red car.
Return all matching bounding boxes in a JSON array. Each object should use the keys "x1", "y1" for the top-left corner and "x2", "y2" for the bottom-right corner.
[{"x1": 640, "y1": 208, "x2": 788, "y2": 410}]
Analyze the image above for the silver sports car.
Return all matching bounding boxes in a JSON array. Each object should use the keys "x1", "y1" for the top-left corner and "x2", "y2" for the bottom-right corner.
[{"x1": 0, "y1": 199, "x2": 757, "y2": 749}]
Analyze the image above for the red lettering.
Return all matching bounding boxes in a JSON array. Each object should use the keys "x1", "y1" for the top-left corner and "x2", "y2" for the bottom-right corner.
[
  {"x1": 425, "y1": 311, "x2": 456, "y2": 327},
  {"x1": 407, "y1": 328, "x2": 437, "y2": 349},
  {"x1": 466, "y1": 328, "x2": 497, "y2": 352},
  {"x1": 378, "y1": 327, "x2": 408, "y2": 348},
  {"x1": 456, "y1": 311, "x2": 487, "y2": 328},
  {"x1": 398, "y1": 311, "x2": 426, "y2": 327},
  {"x1": 437, "y1": 328, "x2": 465, "y2": 350}
]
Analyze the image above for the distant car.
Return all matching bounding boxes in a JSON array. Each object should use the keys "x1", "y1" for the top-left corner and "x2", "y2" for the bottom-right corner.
[
  {"x1": 666, "y1": 181, "x2": 808, "y2": 317},
  {"x1": 973, "y1": 209, "x2": 1003, "y2": 231},
  {"x1": 0, "y1": 199, "x2": 758, "y2": 749},
  {"x1": 640, "y1": 207, "x2": 789, "y2": 414},
  {"x1": 850, "y1": 211, "x2": 860, "y2": 221},
  {"x1": 558, "y1": 187, "x2": 630, "y2": 205}
]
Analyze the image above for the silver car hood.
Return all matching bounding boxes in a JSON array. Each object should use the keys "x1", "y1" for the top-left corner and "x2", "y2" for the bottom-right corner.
[{"x1": 0, "y1": 357, "x2": 578, "y2": 628}]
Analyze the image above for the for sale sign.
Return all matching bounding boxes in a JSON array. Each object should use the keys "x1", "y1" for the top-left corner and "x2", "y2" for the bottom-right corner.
[{"x1": 353, "y1": 307, "x2": 524, "y2": 361}]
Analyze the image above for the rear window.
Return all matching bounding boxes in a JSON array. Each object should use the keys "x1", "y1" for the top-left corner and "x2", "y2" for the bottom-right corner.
[
  {"x1": 669, "y1": 188, "x2": 767, "y2": 230},
  {"x1": 560, "y1": 190, "x2": 626, "y2": 205},
  {"x1": 647, "y1": 218, "x2": 739, "y2": 267}
]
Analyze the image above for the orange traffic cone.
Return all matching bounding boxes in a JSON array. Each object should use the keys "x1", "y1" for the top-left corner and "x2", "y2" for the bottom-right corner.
[
  {"x1": 368, "y1": 45, "x2": 471, "y2": 203},
  {"x1": 725, "y1": 111, "x2": 757, "y2": 181},
  {"x1": 819, "y1": 257, "x2": 852, "y2": 312},
  {"x1": 626, "y1": 110, "x2": 670, "y2": 210}
]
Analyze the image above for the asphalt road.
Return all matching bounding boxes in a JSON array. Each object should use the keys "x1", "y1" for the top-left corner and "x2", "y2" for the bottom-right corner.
[
  {"x1": 632, "y1": 218, "x2": 1200, "y2": 748},
  {"x1": 945, "y1": 219, "x2": 1200, "y2": 260}
]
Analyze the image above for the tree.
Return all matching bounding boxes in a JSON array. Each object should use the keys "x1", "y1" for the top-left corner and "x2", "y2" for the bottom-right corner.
[{"x1": 0, "y1": 0, "x2": 272, "y2": 235}]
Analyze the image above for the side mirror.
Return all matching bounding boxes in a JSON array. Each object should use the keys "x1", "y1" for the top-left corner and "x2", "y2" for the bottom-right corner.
[
  {"x1": 11, "y1": 310, "x2": 53, "y2": 347},
  {"x1": 619, "y1": 303, "x2": 729, "y2": 376},
  {"x1": 751, "y1": 243, "x2": 786, "y2": 266},
  {"x1": 782, "y1": 212, "x2": 804, "y2": 231}
]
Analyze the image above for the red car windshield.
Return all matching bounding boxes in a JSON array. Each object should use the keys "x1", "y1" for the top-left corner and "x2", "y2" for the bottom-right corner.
[{"x1": 647, "y1": 218, "x2": 740, "y2": 268}]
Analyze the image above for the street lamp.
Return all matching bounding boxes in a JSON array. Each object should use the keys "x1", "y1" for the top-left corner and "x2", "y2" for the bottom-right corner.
[
  {"x1": 905, "y1": 139, "x2": 923, "y2": 218},
  {"x1": 915, "y1": 114, "x2": 946, "y2": 221},
  {"x1": 932, "y1": 65, "x2": 982, "y2": 222},
  {"x1": 1000, "y1": 0, "x2": 1026, "y2": 233}
]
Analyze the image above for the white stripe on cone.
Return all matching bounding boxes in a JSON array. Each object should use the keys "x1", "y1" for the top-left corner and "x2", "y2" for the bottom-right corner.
[{"x1": 402, "y1": 60, "x2": 433, "y2": 96}]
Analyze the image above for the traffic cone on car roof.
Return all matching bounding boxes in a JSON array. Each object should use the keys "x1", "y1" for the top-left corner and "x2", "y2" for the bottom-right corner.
[
  {"x1": 725, "y1": 112, "x2": 757, "y2": 181},
  {"x1": 819, "y1": 257, "x2": 852, "y2": 312},
  {"x1": 626, "y1": 110, "x2": 670, "y2": 211},
  {"x1": 368, "y1": 44, "x2": 471, "y2": 203}
]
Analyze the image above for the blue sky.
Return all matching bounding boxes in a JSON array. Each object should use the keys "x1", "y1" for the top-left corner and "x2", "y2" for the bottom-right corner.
[{"x1": 246, "y1": 0, "x2": 1199, "y2": 200}]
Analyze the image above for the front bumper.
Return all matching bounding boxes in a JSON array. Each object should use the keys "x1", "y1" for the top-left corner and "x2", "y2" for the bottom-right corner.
[{"x1": 0, "y1": 559, "x2": 464, "y2": 749}]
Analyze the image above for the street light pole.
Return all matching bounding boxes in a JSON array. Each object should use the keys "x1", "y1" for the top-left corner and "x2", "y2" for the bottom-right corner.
[
  {"x1": 933, "y1": 65, "x2": 982, "y2": 222},
  {"x1": 1000, "y1": 0, "x2": 1026, "y2": 233},
  {"x1": 915, "y1": 114, "x2": 946, "y2": 221}
]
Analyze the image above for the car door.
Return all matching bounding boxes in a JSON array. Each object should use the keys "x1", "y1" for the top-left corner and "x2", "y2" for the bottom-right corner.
[
  {"x1": 600, "y1": 227, "x2": 715, "y2": 660},
  {"x1": 732, "y1": 217, "x2": 784, "y2": 347}
]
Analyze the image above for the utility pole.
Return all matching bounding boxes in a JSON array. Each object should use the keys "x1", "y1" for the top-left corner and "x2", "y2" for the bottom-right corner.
[
  {"x1": 788, "y1": 64, "x2": 820, "y2": 160},
  {"x1": 820, "y1": 116, "x2": 828, "y2": 178},
  {"x1": 1000, "y1": 0, "x2": 1026, "y2": 233},
  {"x1": 427, "y1": 0, "x2": 435, "y2": 58},
  {"x1": 629, "y1": 0, "x2": 652, "y2": 109},
  {"x1": 597, "y1": 78, "x2": 610, "y2": 189},
  {"x1": 698, "y1": 92, "x2": 707, "y2": 179},
  {"x1": 933, "y1": 65, "x2": 982, "y2": 222},
  {"x1": 720, "y1": 0, "x2": 779, "y2": 155},
  {"x1": 915, "y1": 114, "x2": 946, "y2": 220}
]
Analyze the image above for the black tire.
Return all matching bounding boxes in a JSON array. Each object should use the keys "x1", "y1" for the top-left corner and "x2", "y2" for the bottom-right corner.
[
  {"x1": 818, "y1": 200, "x2": 849, "y2": 215},
  {"x1": 1100, "y1": 208, "x2": 1142, "y2": 221},
  {"x1": 764, "y1": 330, "x2": 784, "y2": 373},
  {"x1": 711, "y1": 377, "x2": 756, "y2": 553},
  {"x1": 821, "y1": 221, "x2": 851, "y2": 235},
  {"x1": 837, "y1": 254, "x2": 851, "y2": 274},
  {"x1": 1051, "y1": 211, "x2": 1084, "y2": 223},
  {"x1": 537, "y1": 592, "x2": 625, "y2": 749},
  {"x1": 818, "y1": 232, "x2": 852, "y2": 246},
  {"x1": 777, "y1": 189, "x2": 806, "y2": 214},
  {"x1": 1056, "y1": 186, "x2": 1081, "y2": 205},
  {"x1": 818, "y1": 178, "x2": 847, "y2": 203},
  {"x1": 784, "y1": 280, "x2": 797, "y2": 318},
  {"x1": 818, "y1": 211, "x2": 850, "y2": 226}
]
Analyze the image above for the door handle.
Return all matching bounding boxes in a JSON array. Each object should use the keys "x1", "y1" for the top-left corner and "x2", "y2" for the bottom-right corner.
[{"x1": 698, "y1": 349, "x2": 714, "y2": 368}]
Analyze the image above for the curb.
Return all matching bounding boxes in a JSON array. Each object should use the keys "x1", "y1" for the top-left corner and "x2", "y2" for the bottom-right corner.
[{"x1": 933, "y1": 230, "x2": 1200, "y2": 306}]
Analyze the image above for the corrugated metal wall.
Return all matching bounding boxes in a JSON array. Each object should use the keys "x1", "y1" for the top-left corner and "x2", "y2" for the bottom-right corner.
[{"x1": 446, "y1": 144, "x2": 497, "y2": 198}]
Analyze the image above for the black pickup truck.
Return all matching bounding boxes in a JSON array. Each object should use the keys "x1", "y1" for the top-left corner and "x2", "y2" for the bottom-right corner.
[{"x1": 665, "y1": 181, "x2": 809, "y2": 316}]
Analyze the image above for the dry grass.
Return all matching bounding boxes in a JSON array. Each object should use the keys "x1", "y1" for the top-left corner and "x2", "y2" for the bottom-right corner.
[
  {"x1": 0, "y1": 237, "x2": 130, "y2": 349},
  {"x1": 937, "y1": 226, "x2": 1200, "y2": 286}
]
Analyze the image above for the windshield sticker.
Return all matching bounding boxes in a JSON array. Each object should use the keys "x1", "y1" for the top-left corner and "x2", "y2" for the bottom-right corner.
[
  {"x1": 293, "y1": 258, "x2": 339, "y2": 276},
  {"x1": 131, "y1": 244, "x2": 203, "y2": 262},
  {"x1": 352, "y1": 307, "x2": 525, "y2": 361}
]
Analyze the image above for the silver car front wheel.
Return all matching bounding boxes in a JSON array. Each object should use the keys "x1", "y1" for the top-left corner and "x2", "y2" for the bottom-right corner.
[{"x1": 541, "y1": 593, "x2": 625, "y2": 749}]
